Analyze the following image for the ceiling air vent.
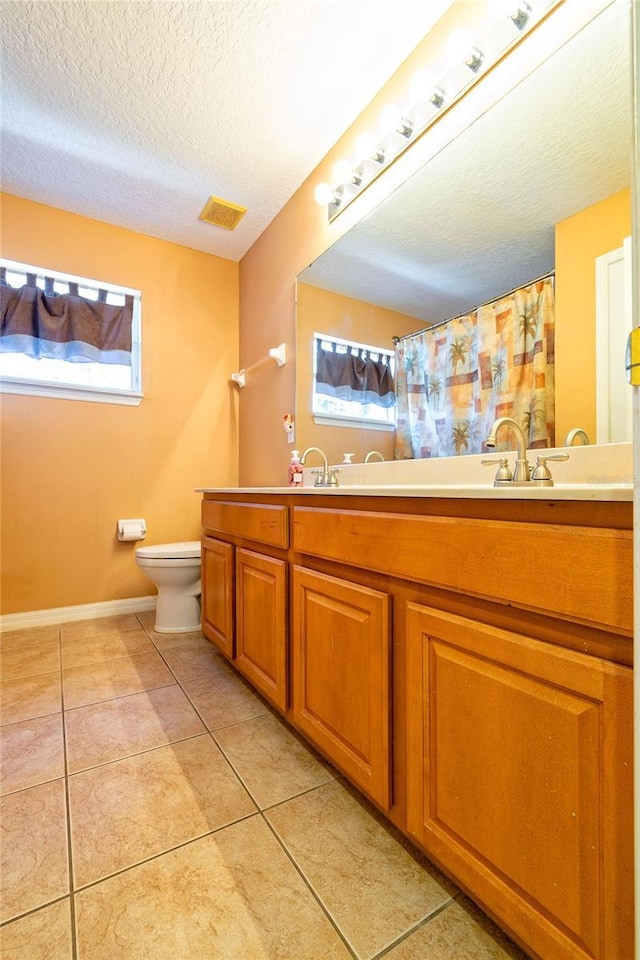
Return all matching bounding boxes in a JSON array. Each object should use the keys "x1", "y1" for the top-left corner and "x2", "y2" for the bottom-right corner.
[{"x1": 198, "y1": 196, "x2": 247, "y2": 231}]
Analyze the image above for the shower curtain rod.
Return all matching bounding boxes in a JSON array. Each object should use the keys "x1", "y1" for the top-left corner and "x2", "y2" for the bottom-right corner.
[{"x1": 392, "y1": 270, "x2": 555, "y2": 345}]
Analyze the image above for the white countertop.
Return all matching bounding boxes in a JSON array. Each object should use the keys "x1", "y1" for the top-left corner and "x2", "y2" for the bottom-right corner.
[
  {"x1": 199, "y1": 443, "x2": 634, "y2": 501},
  {"x1": 197, "y1": 483, "x2": 633, "y2": 501}
]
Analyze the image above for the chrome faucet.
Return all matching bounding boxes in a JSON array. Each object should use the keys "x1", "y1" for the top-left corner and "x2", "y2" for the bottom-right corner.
[
  {"x1": 564, "y1": 427, "x2": 591, "y2": 446},
  {"x1": 300, "y1": 446, "x2": 340, "y2": 487},
  {"x1": 364, "y1": 450, "x2": 384, "y2": 463},
  {"x1": 484, "y1": 417, "x2": 531, "y2": 483}
]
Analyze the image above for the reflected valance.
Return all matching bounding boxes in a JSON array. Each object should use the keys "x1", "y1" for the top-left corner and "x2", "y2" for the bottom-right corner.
[{"x1": 316, "y1": 338, "x2": 395, "y2": 408}]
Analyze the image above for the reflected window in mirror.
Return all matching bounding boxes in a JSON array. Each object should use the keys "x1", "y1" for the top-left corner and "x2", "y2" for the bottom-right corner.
[{"x1": 312, "y1": 333, "x2": 396, "y2": 429}]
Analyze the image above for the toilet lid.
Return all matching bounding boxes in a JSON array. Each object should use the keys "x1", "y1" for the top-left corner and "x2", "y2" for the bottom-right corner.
[{"x1": 136, "y1": 540, "x2": 201, "y2": 560}]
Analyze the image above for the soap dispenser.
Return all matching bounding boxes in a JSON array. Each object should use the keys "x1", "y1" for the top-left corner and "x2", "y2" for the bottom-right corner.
[{"x1": 288, "y1": 450, "x2": 304, "y2": 486}]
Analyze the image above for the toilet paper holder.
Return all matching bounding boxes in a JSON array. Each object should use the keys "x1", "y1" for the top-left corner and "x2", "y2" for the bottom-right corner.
[{"x1": 117, "y1": 518, "x2": 147, "y2": 542}]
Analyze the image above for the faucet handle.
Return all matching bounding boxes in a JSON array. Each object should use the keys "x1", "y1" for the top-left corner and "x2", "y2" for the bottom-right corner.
[
  {"x1": 310, "y1": 469, "x2": 327, "y2": 487},
  {"x1": 531, "y1": 452, "x2": 570, "y2": 485},
  {"x1": 481, "y1": 457, "x2": 513, "y2": 484}
]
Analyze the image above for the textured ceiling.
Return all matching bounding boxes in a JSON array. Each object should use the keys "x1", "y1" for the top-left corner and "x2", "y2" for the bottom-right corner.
[
  {"x1": 300, "y1": 0, "x2": 632, "y2": 325},
  {"x1": 0, "y1": 0, "x2": 453, "y2": 261}
]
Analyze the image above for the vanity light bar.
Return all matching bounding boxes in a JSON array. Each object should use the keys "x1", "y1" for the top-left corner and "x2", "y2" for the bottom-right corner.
[{"x1": 315, "y1": 0, "x2": 555, "y2": 222}]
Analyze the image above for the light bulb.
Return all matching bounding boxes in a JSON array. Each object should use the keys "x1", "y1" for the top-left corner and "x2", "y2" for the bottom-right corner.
[
  {"x1": 510, "y1": 1, "x2": 532, "y2": 29},
  {"x1": 446, "y1": 27, "x2": 483, "y2": 71},
  {"x1": 332, "y1": 160, "x2": 352, "y2": 183},
  {"x1": 355, "y1": 133, "x2": 377, "y2": 163},
  {"x1": 488, "y1": 0, "x2": 513, "y2": 18},
  {"x1": 411, "y1": 69, "x2": 435, "y2": 103},
  {"x1": 380, "y1": 104, "x2": 402, "y2": 135},
  {"x1": 380, "y1": 104, "x2": 413, "y2": 139},
  {"x1": 332, "y1": 160, "x2": 362, "y2": 188},
  {"x1": 314, "y1": 182, "x2": 335, "y2": 206},
  {"x1": 489, "y1": 0, "x2": 531, "y2": 28},
  {"x1": 411, "y1": 69, "x2": 445, "y2": 109}
]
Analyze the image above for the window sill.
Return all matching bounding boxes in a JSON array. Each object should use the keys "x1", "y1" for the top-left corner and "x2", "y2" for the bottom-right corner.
[
  {"x1": 0, "y1": 378, "x2": 143, "y2": 406},
  {"x1": 313, "y1": 413, "x2": 394, "y2": 431}
]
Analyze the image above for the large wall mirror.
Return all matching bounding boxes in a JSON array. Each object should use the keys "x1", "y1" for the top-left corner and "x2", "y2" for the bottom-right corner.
[{"x1": 295, "y1": 0, "x2": 632, "y2": 463}]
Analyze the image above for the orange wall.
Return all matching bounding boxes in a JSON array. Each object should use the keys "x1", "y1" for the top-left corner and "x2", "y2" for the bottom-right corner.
[
  {"x1": 555, "y1": 188, "x2": 631, "y2": 444},
  {"x1": 238, "y1": 3, "x2": 479, "y2": 486},
  {"x1": 0, "y1": 194, "x2": 239, "y2": 615},
  {"x1": 296, "y1": 283, "x2": 419, "y2": 464}
]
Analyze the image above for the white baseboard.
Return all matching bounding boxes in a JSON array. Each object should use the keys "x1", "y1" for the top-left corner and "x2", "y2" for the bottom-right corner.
[{"x1": 0, "y1": 596, "x2": 157, "y2": 632}]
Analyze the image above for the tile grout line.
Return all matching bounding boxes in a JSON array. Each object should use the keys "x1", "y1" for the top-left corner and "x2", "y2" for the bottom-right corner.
[
  {"x1": 59, "y1": 622, "x2": 80, "y2": 960},
  {"x1": 140, "y1": 621, "x2": 286, "y2": 813},
  {"x1": 0, "y1": 895, "x2": 72, "y2": 932},
  {"x1": 141, "y1": 621, "x2": 367, "y2": 956},
  {"x1": 61, "y1": 619, "x2": 179, "y2": 711},
  {"x1": 369, "y1": 897, "x2": 458, "y2": 960},
  {"x1": 65, "y1": 728, "x2": 214, "y2": 777},
  {"x1": 62, "y1": 617, "x2": 266, "y2": 904},
  {"x1": 163, "y1": 634, "x2": 459, "y2": 959},
  {"x1": 63, "y1": 680, "x2": 177, "y2": 713},
  {"x1": 139, "y1": 621, "x2": 342, "y2": 808},
  {"x1": 69, "y1": 809, "x2": 261, "y2": 896},
  {"x1": 207, "y1": 716, "x2": 338, "y2": 817},
  {"x1": 0, "y1": 630, "x2": 73, "y2": 938},
  {"x1": 140, "y1": 621, "x2": 361, "y2": 955},
  {"x1": 139, "y1": 625, "x2": 261, "y2": 789},
  {"x1": 260, "y1": 811, "x2": 360, "y2": 960},
  {"x1": 5, "y1": 618, "x2": 486, "y2": 958}
]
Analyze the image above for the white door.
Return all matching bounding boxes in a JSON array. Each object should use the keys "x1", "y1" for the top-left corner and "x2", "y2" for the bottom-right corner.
[{"x1": 596, "y1": 236, "x2": 633, "y2": 442}]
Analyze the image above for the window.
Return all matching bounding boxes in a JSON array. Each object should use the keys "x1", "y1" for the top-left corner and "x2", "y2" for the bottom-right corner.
[
  {"x1": 0, "y1": 258, "x2": 142, "y2": 405},
  {"x1": 312, "y1": 332, "x2": 396, "y2": 429}
]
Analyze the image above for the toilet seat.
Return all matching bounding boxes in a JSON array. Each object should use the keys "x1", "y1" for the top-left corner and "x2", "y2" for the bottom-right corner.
[{"x1": 136, "y1": 540, "x2": 200, "y2": 560}]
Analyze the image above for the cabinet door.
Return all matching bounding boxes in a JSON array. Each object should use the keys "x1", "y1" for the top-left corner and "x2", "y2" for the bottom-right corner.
[
  {"x1": 201, "y1": 536, "x2": 234, "y2": 658},
  {"x1": 406, "y1": 603, "x2": 633, "y2": 960},
  {"x1": 235, "y1": 548, "x2": 287, "y2": 712},
  {"x1": 292, "y1": 566, "x2": 391, "y2": 810}
]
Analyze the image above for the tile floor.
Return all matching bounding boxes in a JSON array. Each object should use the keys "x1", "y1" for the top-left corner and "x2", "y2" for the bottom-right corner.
[{"x1": 0, "y1": 612, "x2": 530, "y2": 959}]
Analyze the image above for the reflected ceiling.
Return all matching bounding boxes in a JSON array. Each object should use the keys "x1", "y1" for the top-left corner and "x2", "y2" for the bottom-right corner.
[{"x1": 300, "y1": 0, "x2": 631, "y2": 325}]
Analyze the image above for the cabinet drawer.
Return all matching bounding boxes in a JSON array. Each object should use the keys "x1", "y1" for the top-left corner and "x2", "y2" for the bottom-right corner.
[
  {"x1": 293, "y1": 507, "x2": 632, "y2": 634},
  {"x1": 202, "y1": 500, "x2": 288, "y2": 548}
]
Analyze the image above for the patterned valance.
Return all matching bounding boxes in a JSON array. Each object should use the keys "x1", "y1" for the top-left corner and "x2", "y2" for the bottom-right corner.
[
  {"x1": 316, "y1": 338, "x2": 395, "y2": 409},
  {"x1": 0, "y1": 268, "x2": 133, "y2": 365}
]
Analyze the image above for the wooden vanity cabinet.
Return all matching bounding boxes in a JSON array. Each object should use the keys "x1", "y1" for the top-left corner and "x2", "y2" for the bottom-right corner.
[
  {"x1": 201, "y1": 536, "x2": 234, "y2": 658},
  {"x1": 292, "y1": 565, "x2": 392, "y2": 809},
  {"x1": 235, "y1": 548, "x2": 287, "y2": 711},
  {"x1": 201, "y1": 491, "x2": 634, "y2": 960},
  {"x1": 405, "y1": 603, "x2": 634, "y2": 960},
  {"x1": 201, "y1": 499, "x2": 290, "y2": 711}
]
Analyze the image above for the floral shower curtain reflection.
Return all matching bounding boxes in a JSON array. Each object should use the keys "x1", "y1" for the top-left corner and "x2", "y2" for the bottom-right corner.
[{"x1": 393, "y1": 276, "x2": 555, "y2": 459}]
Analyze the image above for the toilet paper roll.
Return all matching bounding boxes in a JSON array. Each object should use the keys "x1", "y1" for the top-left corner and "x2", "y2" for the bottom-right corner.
[{"x1": 117, "y1": 518, "x2": 147, "y2": 542}]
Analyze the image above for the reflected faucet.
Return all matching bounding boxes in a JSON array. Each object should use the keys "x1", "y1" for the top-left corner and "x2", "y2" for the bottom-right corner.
[
  {"x1": 564, "y1": 428, "x2": 591, "y2": 446},
  {"x1": 300, "y1": 446, "x2": 339, "y2": 487},
  {"x1": 485, "y1": 417, "x2": 530, "y2": 482},
  {"x1": 364, "y1": 450, "x2": 385, "y2": 463}
]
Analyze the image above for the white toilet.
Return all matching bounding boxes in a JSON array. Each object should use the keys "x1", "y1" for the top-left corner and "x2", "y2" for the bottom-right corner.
[{"x1": 135, "y1": 541, "x2": 202, "y2": 633}]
